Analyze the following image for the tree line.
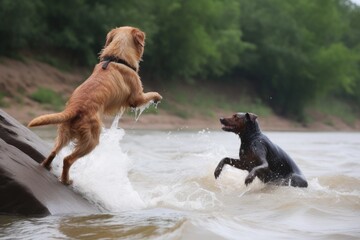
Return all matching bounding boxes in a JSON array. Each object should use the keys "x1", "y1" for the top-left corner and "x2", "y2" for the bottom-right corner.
[{"x1": 0, "y1": 0, "x2": 359, "y2": 119}]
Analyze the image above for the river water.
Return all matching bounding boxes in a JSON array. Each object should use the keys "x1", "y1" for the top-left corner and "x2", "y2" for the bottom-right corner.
[{"x1": 1, "y1": 120, "x2": 360, "y2": 239}]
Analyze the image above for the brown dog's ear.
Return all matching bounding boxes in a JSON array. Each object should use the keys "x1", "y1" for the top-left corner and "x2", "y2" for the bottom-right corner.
[
  {"x1": 246, "y1": 112, "x2": 258, "y2": 122},
  {"x1": 132, "y1": 28, "x2": 145, "y2": 48},
  {"x1": 104, "y1": 29, "x2": 116, "y2": 47}
]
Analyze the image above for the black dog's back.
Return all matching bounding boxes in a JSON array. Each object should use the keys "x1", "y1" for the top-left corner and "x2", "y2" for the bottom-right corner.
[
  {"x1": 259, "y1": 134, "x2": 307, "y2": 186},
  {"x1": 261, "y1": 134, "x2": 300, "y2": 176}
]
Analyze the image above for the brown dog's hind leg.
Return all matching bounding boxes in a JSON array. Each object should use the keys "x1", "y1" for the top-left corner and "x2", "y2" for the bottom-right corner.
[
  {"x1": 60, "y1": 142, "x2": 98, "y2": 185},
  {"x1": 41, "y1": 125, "x2": 71, "y2": 170},
  {"x1": 41, "y1": 152, "x2": 56, "y2": 170},
  {"x1": 60, "y1": 122, "x2": 100, "y2": 185},
  {"x1": 60, "y1": 152, "x2": 82, "y2": 185}
]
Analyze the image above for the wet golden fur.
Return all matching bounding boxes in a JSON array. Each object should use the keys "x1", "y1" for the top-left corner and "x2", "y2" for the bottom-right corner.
[{"x1": 28, "y1": 26, "x2": 162, "y2": 185}]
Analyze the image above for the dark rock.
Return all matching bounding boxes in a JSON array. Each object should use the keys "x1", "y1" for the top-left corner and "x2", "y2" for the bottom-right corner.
[
  {"x1": 0, "y1": 110, "x2": 99, "y2": 216},
  {"x1": 0, "y1": 111, "x2": 49, "y2": 163}
]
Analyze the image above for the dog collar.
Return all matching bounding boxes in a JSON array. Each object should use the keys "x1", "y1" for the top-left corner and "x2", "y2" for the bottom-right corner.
[{"x1": 101, "y1": 56, "x2": 137, "y2": 72}]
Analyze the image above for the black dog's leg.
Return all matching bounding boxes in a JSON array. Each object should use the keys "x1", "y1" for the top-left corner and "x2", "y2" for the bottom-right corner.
[
  {"x1": 289, "y1": 174, "x2": 308, "y2": 188},
  {"x1": 244, "y1": 162, "x2": 269, "y2": 186},
  {"x1": 214, "y1": 157, "x2": 248, "y2": 179}
]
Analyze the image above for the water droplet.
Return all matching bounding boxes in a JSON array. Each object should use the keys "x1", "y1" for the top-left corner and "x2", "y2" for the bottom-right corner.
[{"x1": 133, "y1": 100, "x2": 156, "y2": 121}]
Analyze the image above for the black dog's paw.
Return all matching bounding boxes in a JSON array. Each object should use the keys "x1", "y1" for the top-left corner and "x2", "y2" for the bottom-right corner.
[
  {"x1": 214, "y1": 165, "x2": 223, "y2": 179},
  {"x1": 214, "y1": 160, "x2": 226, "y2": 179},
  {"x1": 245, "y1": 171, "x2": 256, "y2": 186}
]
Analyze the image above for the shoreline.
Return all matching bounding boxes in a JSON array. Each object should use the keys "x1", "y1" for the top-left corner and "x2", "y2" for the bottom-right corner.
[
  {"x1": 3, "y1": 105, "x2": 360, "y2": 132},
  {"x1": 1, "y1": 58, "x2": 359, "y2": 133},
  {"x1": 118, "y1": 114, "x2": 360, "y2": 132}
]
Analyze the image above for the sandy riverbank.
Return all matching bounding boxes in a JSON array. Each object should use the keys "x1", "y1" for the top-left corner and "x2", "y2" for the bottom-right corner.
[{"x1": 1, "y1": 58, "x2": 359, "y2": 132}]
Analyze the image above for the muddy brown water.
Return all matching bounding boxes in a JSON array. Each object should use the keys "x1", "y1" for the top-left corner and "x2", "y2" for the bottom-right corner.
[{"x1": 1, "y1": 126, "x2": 359, "y2": 239}]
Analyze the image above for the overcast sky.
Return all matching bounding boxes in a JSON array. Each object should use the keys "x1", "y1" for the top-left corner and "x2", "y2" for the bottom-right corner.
[{"x1": 351, "y1": 0, "x2": 360, "y2": 5}]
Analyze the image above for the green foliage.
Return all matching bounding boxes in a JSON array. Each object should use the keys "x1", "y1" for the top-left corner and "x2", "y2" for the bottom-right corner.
[
  {"x1": 0, "y1": 0, "x2": 359, "y2": 120},
  {"x1": 147, "y1": 0, "x2": 250, "y2": 79},
  {"x1": 342, "y1": 4, "x2": 360, "y2": 104},
  {"x1": 310, "y1": 97, "x2": 357, "y2": 125},
  {"x1": 160, "y1": 83, "x2": 272, "y2": 119},
  {"x1": 30, "y1": 87, "x2": 65, "y2": 111},
  {"x1": 238, "y1": 0, "x2": 360, "y2": 119},
  {"x1": 0, "y1": 0, "x2": 44, "y2": 55}
]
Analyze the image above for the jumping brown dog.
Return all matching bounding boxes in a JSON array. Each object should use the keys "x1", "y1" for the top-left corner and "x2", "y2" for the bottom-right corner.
[
  {"x1": 214, "y1": 113, "x2": 308, "y2": 188},
  {"x1": 28, "y1": 26, "x2": 162, "y2": 185}
]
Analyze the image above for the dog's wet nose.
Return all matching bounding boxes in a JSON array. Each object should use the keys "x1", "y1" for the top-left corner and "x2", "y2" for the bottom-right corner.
[{"x1": 220, "y1": 118, "x2": 225, "y2": 123}]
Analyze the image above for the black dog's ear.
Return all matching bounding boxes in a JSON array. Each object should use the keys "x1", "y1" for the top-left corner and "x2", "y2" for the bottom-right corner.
[{"x1": 246, "y1": 112, "x2": 258, "y2": 122}]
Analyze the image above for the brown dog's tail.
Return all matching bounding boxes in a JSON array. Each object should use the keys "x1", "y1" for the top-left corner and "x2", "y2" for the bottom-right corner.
[{"x1": 28, "y1": 110, "x2": 77, "y2": 127}]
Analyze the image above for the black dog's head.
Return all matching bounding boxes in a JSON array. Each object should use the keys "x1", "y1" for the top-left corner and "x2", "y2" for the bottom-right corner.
[{"x1": 220, "y1": 112, "x2": 258, "y2": 134}]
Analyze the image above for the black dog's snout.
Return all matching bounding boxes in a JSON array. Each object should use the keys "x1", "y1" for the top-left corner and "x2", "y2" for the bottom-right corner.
[{"x1": 220, "y1": 118, "x2": 225, "y2": 124}]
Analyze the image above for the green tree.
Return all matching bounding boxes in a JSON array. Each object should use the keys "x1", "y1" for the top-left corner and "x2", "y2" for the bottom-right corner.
[
  {"x1": 39, "y1": 0, "x2": 111, "y2": 65},
  {"x1": 238, "y1": 0, "x2": 358, "y2": 119},
  {"x1": 20, "y1": 0, "x2": 154, "y2": 65},
  {"x1": 342, "y1": 1, "x2": 360, "y2": 105},
  {"x1": 144, "y1": 0, "x2": 248, "y2": 80},
  {"x1": 0, "y1": 0, "x2": 44, "y2": 55},
  {"x1": 0, "y1": 0, "x2": 359, "y2": 119}
]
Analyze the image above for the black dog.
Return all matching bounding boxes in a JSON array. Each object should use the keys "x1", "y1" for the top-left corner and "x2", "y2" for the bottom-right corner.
[{"x1": 214, "y1": 113, "x2": 308, "y2": 188}]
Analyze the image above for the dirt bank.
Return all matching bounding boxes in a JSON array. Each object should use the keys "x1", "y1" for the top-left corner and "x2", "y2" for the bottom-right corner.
[{"x1": 1, "y1": 58, "x2": 359, "y2": 131}]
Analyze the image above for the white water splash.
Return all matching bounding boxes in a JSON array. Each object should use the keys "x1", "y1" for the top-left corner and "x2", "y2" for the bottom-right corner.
[
  {"x1": 110, "y1": 110, "x2": 124, "y2": 129},
  {"x1": 143, "y1": 181, "x2": 221, "y2": 210},
  {"x1": 214, "y1": 166, "x2": 266, "y2": 194},
  {"x1": 132, "y1": 100, "x2": 158, "y2": 121},
  {"x1": 51, "y1": 116, "x2": 146, "y2": 212}
]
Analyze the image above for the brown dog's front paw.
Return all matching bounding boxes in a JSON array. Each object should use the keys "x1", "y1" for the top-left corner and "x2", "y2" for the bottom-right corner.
[{"x1": 153, "y1": 93, "x2": 162, "y2": 103}]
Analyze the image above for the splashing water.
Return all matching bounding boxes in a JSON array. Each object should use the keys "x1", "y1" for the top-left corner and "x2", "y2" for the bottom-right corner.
[
  {"x1": 110, "y1": 110, "x2": 124, "y2": 129},
  {"x1": 132, "y1": 100, "x2": 158, "y2": 121},
  {"x1": 4, "y1": 131, "x2": 360, "y2": 239},
  {"x1": 51, "y1": 116, "x2": 146, "y2": 212}
]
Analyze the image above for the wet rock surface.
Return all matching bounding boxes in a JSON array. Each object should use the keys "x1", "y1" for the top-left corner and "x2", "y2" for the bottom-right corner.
[{"x1": 0, "y1": 110, "x2": 99, "y2": 216}]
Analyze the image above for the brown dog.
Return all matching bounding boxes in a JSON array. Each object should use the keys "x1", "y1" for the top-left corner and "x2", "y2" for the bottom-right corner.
[{"x1": 28, "y1": 26, "x2": 162, "y2": 185}]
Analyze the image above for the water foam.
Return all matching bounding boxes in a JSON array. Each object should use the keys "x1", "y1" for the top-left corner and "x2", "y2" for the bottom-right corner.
[
  {"x1": 51, "y1": 115, "x2": 145, "y2": 212},
  {"x1": 132, "y1": 100, "x2": 158, "y2": 121},
  {"x1": 214, "y1": 166, "x2": 266, "y2": 195},
  {"x1": 143, "y1": 181, "x2": 221, "y2": 211}
]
